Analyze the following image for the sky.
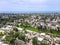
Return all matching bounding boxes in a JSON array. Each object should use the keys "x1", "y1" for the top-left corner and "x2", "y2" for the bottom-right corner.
[{"x1": 0, "y1": 0, "x2": 60, "y2": 13}]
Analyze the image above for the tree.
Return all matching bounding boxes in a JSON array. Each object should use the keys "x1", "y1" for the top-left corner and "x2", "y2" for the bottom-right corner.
[
  {"x1": 13, "y1": 27, "x2": 18, "y2": 32},
  {"x1": 5, "y1": 28, "x2": 26, "y2": 44},
  {"x1": 40, "y1": 40, "x2": 50, "y2": 45},
  {"x1": 32, "y1": 37, "x2": 38, "y2": 45},
  {"x1": 0, "y1": 32, "x2": 3, "y2": 38},
  {"x1": 18, "y1": 32, "x2": 25, "y2": 42},
  {"x1": 5, "y1": 35, "x2": 15, "y2": 44}
]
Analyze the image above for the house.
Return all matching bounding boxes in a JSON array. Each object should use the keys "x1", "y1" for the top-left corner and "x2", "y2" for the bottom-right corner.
[
  {"x1": 14, "y1": 38, "x2": 26, "y2": 45},
  {"x1": 54, "y1": 37, "x2": 60, "y2": 44},
  {"x1": 45, "y1": 35, "x2": 51, "y2": 40},
  {"x1": 40, "y1": 33, "x2": 45, "y2": 35},
  {"x1": 0, "y1": 41, "x2": 9, "y2": 45},
  {"x1": 0, "y1": 30, "x2": 4, "y2": 34},
  {"x1": 2, "y1": 44, "x2": 9, "y2": 45},
  {"x1": 38, "y1": 37, "x2": 44, "y2": 42}
]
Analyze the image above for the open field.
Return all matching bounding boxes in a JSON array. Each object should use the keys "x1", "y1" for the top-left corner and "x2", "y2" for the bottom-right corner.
[{"x1": 19, "y1": 25, "x2": 60, "y2": 37}]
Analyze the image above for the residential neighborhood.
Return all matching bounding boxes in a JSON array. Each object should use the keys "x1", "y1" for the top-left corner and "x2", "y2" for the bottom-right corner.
[{"x1": 0, "y1": 13, "x2": 60, "y2": 45}]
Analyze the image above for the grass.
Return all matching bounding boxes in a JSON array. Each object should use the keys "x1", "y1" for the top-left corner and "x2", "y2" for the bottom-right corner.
[
  {"x1": 19, "y1": 25, "x2": 40, "y2": 32},
  {"x1": 44, "y1": 30, "x2": 60, "y2": 37},
  {"x1": 19, "y1": 25, "x2": 60, "y2": 37}
]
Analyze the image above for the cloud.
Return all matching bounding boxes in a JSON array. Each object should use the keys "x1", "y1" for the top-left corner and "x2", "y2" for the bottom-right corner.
[
  {"x1": 0, "y1": 0, "x2": 60, "y2": 12},
  {"x1": 0, "y1": 0, "x2": 47, "y2": 6},
  {"x1": 0, "y1": 0, "x2": 48, "y2": 12},
  {"x1": 29, "y1": 0, "x2": 47, "y2": 3},
  {"x1": 21, "y1": 0, "x2": 47, "y2": 4}
]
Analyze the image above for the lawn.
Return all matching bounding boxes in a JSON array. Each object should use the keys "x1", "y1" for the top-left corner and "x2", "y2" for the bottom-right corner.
[
  {"x1": 19, "y1": 25, "x2": 60, "y2": 37},
  {"x1": 19, "y1": 25, "x2": 40, "y2": 32},
  {"x1": 44, "y1": 30, "x2": 60, "y2": 37}
]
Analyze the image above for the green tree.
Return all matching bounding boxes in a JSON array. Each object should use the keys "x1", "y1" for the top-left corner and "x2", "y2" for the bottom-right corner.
[
  {"x1": 32, "y1": 37, "x2": 38, "y2": 45},
  {"x1": 0, "y1": 32, "x2": 3, "y2": 38},
  {"x1": 5, "y1": 35, "x2": 15, "y2": 44},
  {"x1": 40, "y1": 40, "x2": 50, "y2": 45},
  {"x1": 18, "y1": 32, "x2": 25, "y2": 42},
  {"x1": 13, "y1": 27, "x2": 18, "y2": 32}
]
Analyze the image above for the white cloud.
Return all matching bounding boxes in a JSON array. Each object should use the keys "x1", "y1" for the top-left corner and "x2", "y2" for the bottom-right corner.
[
  {"x1": 22, "y1": 0, "x2": 47, "y2": 4},
  {"x1": 0, "y1": 0, "x2": 47, "y2": 5},
  {"x1": 30, "y1": 0, "x2": 47, "y2": 3},
  {"x1": 0, "y1": 0, "x2": 48, "y2": 12}
]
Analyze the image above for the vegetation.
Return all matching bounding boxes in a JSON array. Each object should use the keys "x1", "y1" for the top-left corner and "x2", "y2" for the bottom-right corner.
[
  {"x1": 0, "y1": 32, "x2": 3, "y2": 38},
  {"x1": 32, "y1": 37, "x2": 38, "y2": 45},
  {"x1": 40, "y1": 40, "x2": 50, "y2": 45},
  {"x1": 19, "y1": 25, "x2": 39, "y2": 32},
  {"x1": 19, "y1": 25, "x2": 60, "y2": 37},
  {"x1": 5, "y1": 28, "x2": 25, "y2": 45},
  {"x1": 18, "y1": 32, "x2": 25, "y2": 42},
  {"x1": 44, "y1": 30, "x2": 60, "y2": 37}
]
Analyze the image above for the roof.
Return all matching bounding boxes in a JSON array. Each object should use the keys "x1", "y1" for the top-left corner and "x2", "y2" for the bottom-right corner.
[
  {"x1": 40, "y1": 33, "x2": 45, "y2": 36},
  {"x1": 2, "y1": 44, "x2": 9, "y2": 45},
  {"x1": 14, "y1": 38, "x2": 26, "y2": 45},
  {"x1": 38, "y1": 37, "x2": 44, "y2": 41}
]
